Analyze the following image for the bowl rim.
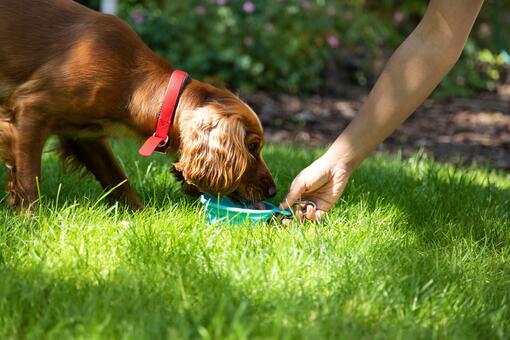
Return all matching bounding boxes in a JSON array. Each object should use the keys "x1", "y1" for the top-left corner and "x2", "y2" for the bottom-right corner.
[{"x1": 199, "y1": 194, "x2": 291, "y2": 216}]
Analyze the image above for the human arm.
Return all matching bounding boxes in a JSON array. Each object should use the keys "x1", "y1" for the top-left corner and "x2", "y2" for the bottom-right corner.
[{"x1": 281, "y1": 0, "x2": 484, "y2": 220}]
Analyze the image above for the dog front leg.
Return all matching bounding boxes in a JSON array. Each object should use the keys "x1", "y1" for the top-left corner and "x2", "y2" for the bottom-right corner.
[{"x1": 12, "y1": 115, "x2": 51, "y2": 210}]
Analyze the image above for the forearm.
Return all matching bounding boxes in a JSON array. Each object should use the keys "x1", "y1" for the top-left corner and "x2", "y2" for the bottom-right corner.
[{"x1": 327, "y1": 0, "x2": 484, "y2": 169}]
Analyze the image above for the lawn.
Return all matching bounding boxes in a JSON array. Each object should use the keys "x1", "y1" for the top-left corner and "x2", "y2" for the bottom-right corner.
[{"x1": 0, "y1": 140, "x2": 509, "y2": 339}]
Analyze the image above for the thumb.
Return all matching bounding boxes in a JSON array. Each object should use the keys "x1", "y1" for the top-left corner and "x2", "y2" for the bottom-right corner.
[{"x1": 279, "y1": 177, "x2": 305, "y2": 210}]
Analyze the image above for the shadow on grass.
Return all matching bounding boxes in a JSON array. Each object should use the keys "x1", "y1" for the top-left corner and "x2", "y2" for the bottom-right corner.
[
  {"x1": 0, "y1": 264, "x2": 248, "y2": 338},
  {"x1": 2, "y1": 233, "x2": 507, "y2": 338},
  {"x1": 0, "y1": 253, "x2": 406, "y2": 339}
]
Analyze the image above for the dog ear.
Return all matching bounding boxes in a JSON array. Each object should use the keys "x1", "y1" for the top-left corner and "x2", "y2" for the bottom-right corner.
[{"x1": 174, "y1": 107, "x2": 249, "y2": 195}]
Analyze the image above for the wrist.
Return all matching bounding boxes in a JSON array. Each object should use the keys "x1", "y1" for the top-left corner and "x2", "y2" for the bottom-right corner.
[{"x1": 322, "y1": 142, "x2": 359, "y2": 174}]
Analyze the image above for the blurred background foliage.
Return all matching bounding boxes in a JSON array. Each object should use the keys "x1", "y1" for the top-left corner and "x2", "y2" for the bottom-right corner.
[{"x1": 77, "y1": 0, "x2": 509, "y2": 98}]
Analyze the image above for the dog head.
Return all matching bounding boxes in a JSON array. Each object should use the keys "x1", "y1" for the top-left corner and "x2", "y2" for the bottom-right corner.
[{"x1": 174, "y1": 82, "x2": 276, "y2": 202}]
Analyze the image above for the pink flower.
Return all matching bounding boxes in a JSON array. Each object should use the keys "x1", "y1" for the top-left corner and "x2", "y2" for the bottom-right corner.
[
  {"x1": 327, "y1": 34, "x2": 339, "y2": 48},
  {"x1": 302, "y1": 0, "x2": 311, "y2": 10},
  {"x1": 130, "y1": 9, "x2": 144, "y2": 25},
  {"x1": 327, "y1": 7, "x2": 337, "y2": 16},
  {"x1": 217, "y1": 0, "x2": 227, "y2": 5},
  {"x1": 195, "y1": 6, "x2": 206, "y2": 16},
  {"x1": 243, "y1": 1, "x2": 255, "y2": 13},
  {"x1": 393, "y1": 11, "x2": 404, "y2": 24}
]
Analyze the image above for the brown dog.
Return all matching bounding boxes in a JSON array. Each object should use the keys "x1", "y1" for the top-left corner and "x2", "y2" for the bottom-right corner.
[{"x1": 0, "y1": 0, "x2": 276, "y2": 209}]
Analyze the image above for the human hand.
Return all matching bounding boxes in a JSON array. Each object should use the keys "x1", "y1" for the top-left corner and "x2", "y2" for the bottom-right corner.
[{"x1": 280, "y1": 154, "x2": 352, "y2": 221}]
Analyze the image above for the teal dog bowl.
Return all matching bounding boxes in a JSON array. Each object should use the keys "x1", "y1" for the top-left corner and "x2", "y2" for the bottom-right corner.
[{"x1": 199, "y1": 193, "x2": 292, "y2": 224}]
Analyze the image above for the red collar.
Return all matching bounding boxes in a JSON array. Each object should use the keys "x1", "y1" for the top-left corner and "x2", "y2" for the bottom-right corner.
[{"x1": 139, "y1": 70, "x2": 189, "y2": 157}]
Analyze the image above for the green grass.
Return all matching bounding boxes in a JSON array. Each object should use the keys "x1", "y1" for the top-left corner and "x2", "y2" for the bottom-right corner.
[{"x1": 0, "y1": 140, "x2": 509, "y2": 339}]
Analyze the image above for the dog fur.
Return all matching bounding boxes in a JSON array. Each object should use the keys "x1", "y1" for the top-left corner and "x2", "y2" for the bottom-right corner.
[{"x1": 0, "y1": 0, "x2": 276, "y2": 209}]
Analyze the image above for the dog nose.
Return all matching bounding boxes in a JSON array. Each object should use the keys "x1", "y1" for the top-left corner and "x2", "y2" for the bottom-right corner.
[{"x1": 267, "y1": 185, "x2": 277, "y2": 198}]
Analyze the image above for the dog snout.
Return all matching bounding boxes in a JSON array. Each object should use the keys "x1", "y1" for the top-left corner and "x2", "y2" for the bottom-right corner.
[
  {"x1": 261, "y1": 173, "x2": 277, "y2": 199},
  {"x1": 267, "y1": 184, "x2": 277, "y2": 198}
]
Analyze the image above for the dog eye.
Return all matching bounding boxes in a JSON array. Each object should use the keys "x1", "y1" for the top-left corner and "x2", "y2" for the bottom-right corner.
[{"x1": 248, "y1": 143, "x2": 258, "y2": 153}]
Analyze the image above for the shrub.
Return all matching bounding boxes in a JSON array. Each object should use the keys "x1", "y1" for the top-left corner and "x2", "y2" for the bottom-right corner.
[
  {"x1": 435, "y1": 43, "x2": 509, "y2": 98},
  {"x1": 119, "y1": 0, "x2": 390, "y2": 93},
  {"x1": 86, "y1": 0, "x2": 509, "y2": 97},
  {"x1": 365, "y1": 0, "x2": 510, "y2": 98}
]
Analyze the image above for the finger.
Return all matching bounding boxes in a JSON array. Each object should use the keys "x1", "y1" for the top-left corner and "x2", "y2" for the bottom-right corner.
[
  {"x1": 313, "y1": 201, "x2": 330, "y2": 213},
  {"x1": 304, "y1": 197, "x2": 329, "y2": 213},
  {"x1": 279, "y1": 179, "x2": 304, "y2": 210},
  {"x1": 305, "y1": 204, "x2": 316, "y2": 220},
  {"x1": 280, "y1": 192, "x2": 302, "y2": 210}
]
